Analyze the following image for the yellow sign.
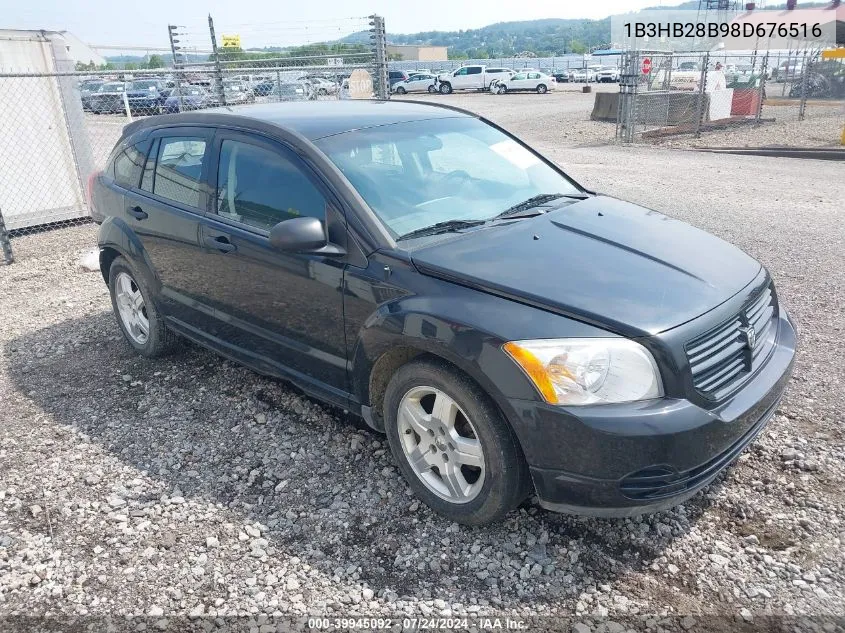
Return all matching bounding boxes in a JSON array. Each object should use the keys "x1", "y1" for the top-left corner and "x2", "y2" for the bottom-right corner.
[
  {"x1": 221, "y1": 35, "x2": 241, "y2": 49},
  {"x1": 821, "y1": 48, "x2": 845, "y2": 60}
]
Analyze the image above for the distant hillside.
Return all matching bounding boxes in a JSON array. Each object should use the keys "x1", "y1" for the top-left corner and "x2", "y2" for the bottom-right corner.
[{"x1": 344, "y1": 1, "x2": 832, "y2": 59}]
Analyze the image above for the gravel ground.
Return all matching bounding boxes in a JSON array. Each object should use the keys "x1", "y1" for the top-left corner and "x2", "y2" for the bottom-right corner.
[
  {"x1": 1, "y1": 130, "x2": 844, "y2": 631},
  {"x1": 396, "y1": 87, "x2": 844, "y2": 149}
]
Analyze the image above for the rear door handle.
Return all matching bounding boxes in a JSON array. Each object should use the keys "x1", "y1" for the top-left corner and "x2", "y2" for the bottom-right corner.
[
  {"x1": 203, "y1": 234, "x2": 237, "y2": 253},
  {"x1": 127, "y1": 205, "x2": 148, "y2": 220}
]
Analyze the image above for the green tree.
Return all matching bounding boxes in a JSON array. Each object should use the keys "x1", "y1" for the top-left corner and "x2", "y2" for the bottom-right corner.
[{"x1": 147, "y1": 54, "x2": 164, "y2": 69}]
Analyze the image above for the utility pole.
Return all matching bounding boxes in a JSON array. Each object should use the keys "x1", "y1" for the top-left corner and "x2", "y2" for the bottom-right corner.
[
  {"x1": 208, "y1": 14, "x2": 227, "y2": 107},
  {"x1": 369, "y1": 15, "x2": 389, "y2": 100},
  {"x1": 168, "y1": 25, "x2": 185, "y2": 112}
]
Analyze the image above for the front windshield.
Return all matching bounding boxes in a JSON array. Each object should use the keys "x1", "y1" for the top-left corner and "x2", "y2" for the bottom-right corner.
[
  {"x1": 316, "y1": 117, "x2": 580, "y2": 238},
  {"x1": 131, "y1": 80, "x2": 159, "y2": 89}
]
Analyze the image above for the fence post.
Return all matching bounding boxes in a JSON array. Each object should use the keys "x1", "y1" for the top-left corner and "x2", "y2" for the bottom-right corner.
[
  {"x1": 617, "y1": 50, "x2": 638, "y2": 143},
  {"x1": 208, "y1": 15, "x2": 227, "y2": 107},
  {"x1": 0, "y1": 207, "x2": 13, "y2": 265},
  {"x1": 369, "y1": 15, "x2": 390, "y2": 100},
  {"x1": 798, "y1": 51, "x2": 810, "y2": 121},
  {"x1": 756, "y1": 53, "x2": 768, "y2": 124},
  {"x1": 695, "y1": 52, "x2": 710, "y2": 138},
  {"x1": 168, "y1": 25, "x2": 185, "y2": 112}
]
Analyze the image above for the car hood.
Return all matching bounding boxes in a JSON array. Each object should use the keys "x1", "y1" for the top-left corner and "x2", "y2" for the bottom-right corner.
[{"x1": 409, "y1": 196, "x2": 761, "y2": 336}]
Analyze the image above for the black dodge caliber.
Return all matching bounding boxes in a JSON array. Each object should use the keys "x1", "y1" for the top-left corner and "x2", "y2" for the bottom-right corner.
[{"x1": 90, "y1": 101, "x2": 796, "y2": 525}]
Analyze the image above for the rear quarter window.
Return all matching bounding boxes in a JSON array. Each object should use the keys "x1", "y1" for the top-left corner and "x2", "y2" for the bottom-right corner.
[{"x1": 113, "y1": 142, "x2": 149, "y2": 189}]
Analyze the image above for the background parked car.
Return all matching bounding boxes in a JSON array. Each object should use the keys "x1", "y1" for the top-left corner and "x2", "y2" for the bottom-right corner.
[
  {"x1": 594, "y1": 66, "x2": 620, "y2": 83},
  {"x1": 552, "y1": 70, "x2": 570, "y2": 83},
  {"x1": 392, "y1": 73, "x2": 438, "y2": 94},
  {"x1": 272, "y1": 81, "x2": 314, "y2": 102},
  {"x1": 436, "y1": 65, "x2": 513, "y2": 93},
  {"x1": 88, "y1": 81, "x2": 131, "y2": 114},
  {"x1": 79, "y1": 79, "x2": 105, "y2": 111},
  {"x1": 568, "y1": 68, "x2": 595, "y2": 83},
  {"x1": 252, "y1": 78, "x2": 276, "y2": 97},
  {"x1": 223, "y1": 79, "x2": 256, "y2": 104},
  {"x1": 388, "y1": 70, "x2": 410, "y2": 88},
  {"x1": 492, "y1": 70, "x2": 556, "y2": 94},
  {"x1": 305, "y1": 75, "x2": 339, "y2": 96},
  {"x1": 125, "y1": 79, "x2": 171, "y2": 115},
  {"x1": 163, "y1": 86, "x2": 217, "y2": 113}
]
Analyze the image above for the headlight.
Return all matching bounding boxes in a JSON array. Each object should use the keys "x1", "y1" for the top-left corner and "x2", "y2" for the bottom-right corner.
[{"x1": 503, "y1": 338, "x2": 663, "y2": 405}]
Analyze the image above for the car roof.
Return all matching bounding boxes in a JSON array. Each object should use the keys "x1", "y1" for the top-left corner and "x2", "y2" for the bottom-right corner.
[{"x1": 137, "y1": 100, "x2": 473, "y2": 141}]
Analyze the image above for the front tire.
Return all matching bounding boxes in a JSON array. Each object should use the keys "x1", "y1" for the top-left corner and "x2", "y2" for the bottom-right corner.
[
  {"x1": 108, "y1": 256, "x2": 176, "y2": 358},
  {"x1": 536, "y1": 83, "x2": 547, "y2": 94},
  {"x1": 396, "y1": 86, "x2": 407, "y2": 95},
  {"x1": 427, "y1": 85, "x2": 437, "y2": 93},
  {"x1": 384, "y1": 358, "x2": 531, "y2": 525},
  {"x1": 439, "y1": 82, "x2": 453, "y2": 94}
]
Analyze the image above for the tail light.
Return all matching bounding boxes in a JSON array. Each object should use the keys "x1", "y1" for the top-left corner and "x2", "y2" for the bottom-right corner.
[{"x1": 86, "y1": 171, "x2": 101, "y2": 216}]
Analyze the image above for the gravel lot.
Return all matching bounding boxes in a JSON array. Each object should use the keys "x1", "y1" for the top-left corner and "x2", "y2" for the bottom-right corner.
[
  {"x1": 1, "y1": 106, "x2": 844, "y2": 631},
  {"x1": 396, "y1": 87, "x2": 844, "y2": 149}
]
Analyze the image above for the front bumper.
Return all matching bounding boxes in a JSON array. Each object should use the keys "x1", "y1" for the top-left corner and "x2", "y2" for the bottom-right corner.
[{"x1": 509, "y1": 310, "x2": 796, "y2": 517}]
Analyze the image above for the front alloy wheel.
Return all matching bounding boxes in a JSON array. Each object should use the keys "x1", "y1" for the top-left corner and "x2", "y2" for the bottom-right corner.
[
  {"x1": 384, "y1": 358, "x2": 531, "y2": 525},
  {"x1": 397, "y1": 386, "x2": 485, "y2": 503}
]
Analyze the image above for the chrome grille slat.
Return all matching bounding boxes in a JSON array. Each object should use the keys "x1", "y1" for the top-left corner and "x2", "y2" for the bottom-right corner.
[
  {"x1": 690, "y1": 339, "x2": 747, "y2": 376},
  {"x1": 695, "y1": 356, "x2": 745, "y2": 392},
  {"x1": 687, "y1": 320, "x2": 742, "y2": 361},
  {"x1": 686, "y1": 285, "x2": 778, "y2": 399}
]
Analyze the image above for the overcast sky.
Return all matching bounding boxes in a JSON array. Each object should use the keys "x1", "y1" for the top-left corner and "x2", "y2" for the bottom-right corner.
[{"x1": 9, "y1": 0, "x2": 682, "y2": 49}]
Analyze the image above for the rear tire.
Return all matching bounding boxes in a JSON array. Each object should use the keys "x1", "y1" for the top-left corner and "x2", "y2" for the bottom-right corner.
[
  {"x1": 108, "y1": 256, "x2": 177, "y2": 358},
  {"x1": 384, "y1": 357, "x2": 531, "y2": 526}
]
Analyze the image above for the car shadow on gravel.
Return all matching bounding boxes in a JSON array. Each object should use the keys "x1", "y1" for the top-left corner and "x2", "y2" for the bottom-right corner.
[{"x1": 5, "y1": 312, "x2": 721, "y2": 607}]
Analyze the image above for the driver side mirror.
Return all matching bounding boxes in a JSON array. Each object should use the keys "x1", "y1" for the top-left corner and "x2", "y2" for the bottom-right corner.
[{"x1": 268, "y1": 216, "x2": 345, "y2": 257}]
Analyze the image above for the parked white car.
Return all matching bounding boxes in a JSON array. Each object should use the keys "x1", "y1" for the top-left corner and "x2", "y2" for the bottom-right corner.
[
  {"x1": 594, "y1": 66, "x2": 620, "y2": 83},
  {"x1": 436, "y1": 65, "x2": 514, "y2": 93},
  {"x1": 392, "y1": 73, "x2": 438, "y2": 94},
  {"x1": 568, "y1": 68, "x2": 595, "y2": 83},
  {"x1": 492, "y1": 70, "x2": 556, "y2": 94}
]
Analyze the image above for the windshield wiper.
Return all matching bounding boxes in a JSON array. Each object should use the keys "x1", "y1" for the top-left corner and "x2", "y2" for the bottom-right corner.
[
  {"x1": 493, "y1": 192, "x2": 592, "y2": 219},
  {"x1": 397, "y1": 219, "x2": 487, "y2": 241}
]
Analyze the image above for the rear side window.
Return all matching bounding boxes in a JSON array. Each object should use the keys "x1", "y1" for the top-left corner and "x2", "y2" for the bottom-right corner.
[
  {"x1": 153, "y1": 137, "x2": 207, "y2": 207},
  {"x1": 216, "y1": 139, "x2": 326, "y2": 231},
  {"x1": 113, "y1": 143, "x2": 148, "y2": 189},
  {"x1": 467, "y1": 67, "x2": 482, "y2": 75}
]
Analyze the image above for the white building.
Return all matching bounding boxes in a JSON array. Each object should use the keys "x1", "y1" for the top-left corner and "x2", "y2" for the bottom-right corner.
[{"x1": 0, "y1": 30, "x2": 97, "y2": 229}]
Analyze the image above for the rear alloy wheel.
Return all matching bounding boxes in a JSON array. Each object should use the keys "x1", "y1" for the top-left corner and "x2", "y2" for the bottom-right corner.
[
  {"x1": 536, "y1": 83, "x2": 548, "y2": 94},
  {"x1": 439, "y1": 82, "x2": 452, "y2": 94},
  {"x1": 384, "y1": 358, "x2": 531, "y2": 525},
  {"x1": 396, "y1": 86, "x2": 407, "y2": 95},
  {"x1": 108, "y1": 256, "x2": 176, "y2": 357}
]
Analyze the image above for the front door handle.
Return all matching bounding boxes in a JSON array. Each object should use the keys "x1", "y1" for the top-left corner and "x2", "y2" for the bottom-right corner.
[
  {"x1": 203, "y1": 235, "x2": 237, "y2": 253},
  {"x1": 128, "y1": 206, "x2": 148, "y2": 220}
]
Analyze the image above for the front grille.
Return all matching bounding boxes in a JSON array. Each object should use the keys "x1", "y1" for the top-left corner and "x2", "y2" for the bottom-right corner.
[{"x1": 685, "y1": 285, "x2": 777, "y2": 400}]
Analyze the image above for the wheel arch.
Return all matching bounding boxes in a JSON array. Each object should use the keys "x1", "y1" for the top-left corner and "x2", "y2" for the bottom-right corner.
[{"x1": 97, "y1": 216, "x2": 159, "y2": 294}]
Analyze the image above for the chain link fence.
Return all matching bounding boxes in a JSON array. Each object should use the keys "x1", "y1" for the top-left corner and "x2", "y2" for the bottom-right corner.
[
  {"x1": 616, "y1": 49, "x2": 845, "y2": 143},
  {"x1": 0, "y1": 18, "x2": 389, "y2": 263}
]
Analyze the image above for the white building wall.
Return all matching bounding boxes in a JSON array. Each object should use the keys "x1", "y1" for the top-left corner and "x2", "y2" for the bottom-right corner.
[{"x1": 0, "y1": 31, "x2": 91, "y2": 229}]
